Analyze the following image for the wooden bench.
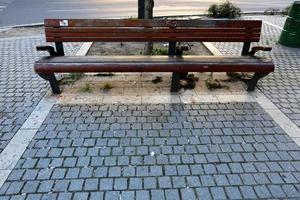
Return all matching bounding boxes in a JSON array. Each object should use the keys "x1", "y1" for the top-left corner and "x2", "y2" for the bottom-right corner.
[{"x1": 34, "y1": 19, "x2": 274, "y2": 94}]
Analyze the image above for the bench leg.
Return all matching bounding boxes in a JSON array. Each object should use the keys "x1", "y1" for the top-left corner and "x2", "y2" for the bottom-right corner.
[
  {"x1": 247, "y1": 72, "x2": 269, "y2": 91},
  {"x1": 38, "y1": 73, "x2": 61, "y2": 94},
  {"x1": 171, "y1": 72, "x2": 181, "y2": 92},
  {"x1": 180, "y1": 72, "x2": 188, "y2": 79}
]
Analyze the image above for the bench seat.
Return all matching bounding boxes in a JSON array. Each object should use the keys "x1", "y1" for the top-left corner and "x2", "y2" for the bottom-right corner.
[
  {"x1": 35, "y1": 55, "x2": 274, "y2": 73},
  {"x1": 34, "y1": 55, "x2": 274, "y2": 93}
]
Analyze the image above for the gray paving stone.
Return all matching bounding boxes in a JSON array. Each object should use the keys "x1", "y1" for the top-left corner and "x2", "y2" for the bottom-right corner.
[
  {"x1": 90, "y1": 192, "x2": 104, "y2": 200},
  {"x1": 1, "y1": 102, "x2": 300, "y2": 199},
  {"x1": 180, "y1": 188, "x2": 196, "y2": 200},
  {"x1": 69, "y1": 179, "x2": 84, "y2": 191},
  {"x1": 105, "y1": 191, "x2": 120, "y2": 200},
  {"x1": 99, "y1": 178, "x2": 113, "y2": 190},
  {"x1": 195, "y1": 187, "x2": 212, "y2": 200},
  {"x1": 225, "y1": 186, "x2": 242, "y2": 199},
  {"x1": 210, "y1": 187, "x2": 227, "y2": 200},
  {"x1": 73, "y1": 192, "x2": 89, "y2": 200},
  {"x1": 136, "y1": 190, "x2": 150, "y2": 200},
  {"x1": 114, "y1": 178, "x2": 128, "y2": 190},
  {"x1": 120, "y1": 191, "x2": 135, "y2": 200}
]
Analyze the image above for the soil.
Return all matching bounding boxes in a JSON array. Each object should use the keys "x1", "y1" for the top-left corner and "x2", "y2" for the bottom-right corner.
[
  {"x1": 61, "y1": 41, "x2": 245, "y2": 94},
  {"x1": 87, "y1": 41, "x2": 212, "y2": 56}
]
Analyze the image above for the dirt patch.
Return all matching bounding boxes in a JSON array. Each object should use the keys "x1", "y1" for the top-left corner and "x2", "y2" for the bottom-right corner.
[
  {"x1": 0, "y1": 26, "x2": 44, "y2": 38},
  {"x1": 87, "y1": 42, "x2": 212, "y2": 56},
  {"x1": 61, "y1": 41, "x2": 245, "y2": 94}
]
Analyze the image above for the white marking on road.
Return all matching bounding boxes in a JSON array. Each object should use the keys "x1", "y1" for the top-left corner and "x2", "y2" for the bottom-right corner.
[{"x1": 48, "y1": 8, "x2": 98, "y2": 12}]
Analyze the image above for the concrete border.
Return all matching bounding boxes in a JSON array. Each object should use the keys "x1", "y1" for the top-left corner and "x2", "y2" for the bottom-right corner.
[
  {"x1": 0, "y1": 41, "x2": 91, "y2": 188},
  {"x1": 0, "y1": 96, "x2": 57, "y2": 187},
  {"x1": 204, "y1": 41, "x2": 300, "y2": 145},
  {"x1": 76, "y1": 42, "x2": 93, "y2": 56}
]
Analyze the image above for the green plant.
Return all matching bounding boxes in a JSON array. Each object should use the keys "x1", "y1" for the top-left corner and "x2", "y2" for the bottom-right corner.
[
  {"x1": 208, "y1": 1, "x2": 241, "y2": 18},
  {"x1": 81, "y1": 83, "x2": 92, "y2": 92},
  {"x1": 103, "y1": 83, "x2": 113, "y2": 90},
  {"x1": 151, "y1": 47, "x2": 168, "y2": 55},
  {"x1": 61, "y1": 73, "x2": 84, "y2": 85}
]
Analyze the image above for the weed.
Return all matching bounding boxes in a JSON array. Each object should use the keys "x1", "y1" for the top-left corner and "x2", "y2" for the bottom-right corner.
[
  {"x1": 151, "y1": 47, "x2": 168, "y2": 55},
  {"x1": 81, "y1": 83, "x2": 92, "y2": 92},
  {"x1": 61, "y1": 73, "x2": 84, "y2": 85},
  {"x1": 103, "y1": 83, "x2": 113, "y2": 90}
]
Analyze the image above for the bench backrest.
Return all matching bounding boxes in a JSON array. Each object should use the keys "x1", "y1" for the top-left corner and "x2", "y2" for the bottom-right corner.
[{"x1": 44, "y1": 19, "x2": 262, "y2": 43}]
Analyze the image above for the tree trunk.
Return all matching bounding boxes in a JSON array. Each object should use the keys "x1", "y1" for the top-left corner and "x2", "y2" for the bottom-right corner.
[
  {"x1": 144, "y1": 0, "x2": 154, "y2": 55},
  {"x1": 138, "y1": 0, "x2": 145, "y2": 19}
]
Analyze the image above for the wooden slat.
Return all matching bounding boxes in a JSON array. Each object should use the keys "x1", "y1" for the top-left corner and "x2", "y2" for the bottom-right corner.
[
  {"x1": 34, "y1": 55, "x2": 274, "y2": 73},
  {"x1": 46, "y1": 32, "x2": 261, "y2": 38},
  {"x1": 46, "y1": 37, "x2": 260, "y2": 42},
  {"x1": 45, "y1": 27, "x2": 261, "y2": 34},
  {"x1": 44, "y1": 19, "x2": 262, "y2": 43},
  {"x1": 44, "y1": 19, "x2": 262, "y2": 28}
]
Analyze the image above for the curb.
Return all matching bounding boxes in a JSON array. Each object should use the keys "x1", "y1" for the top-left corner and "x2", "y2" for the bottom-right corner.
[{"x1": 0, "y1": 22, "x2": 44, "y2": 32}]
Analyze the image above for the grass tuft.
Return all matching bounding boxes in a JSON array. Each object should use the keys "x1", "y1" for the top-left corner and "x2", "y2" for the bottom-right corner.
[
  {"x1": 151, "y1": 47, "x2": 168, "y2": 55},
  {"x1": 103, "y1": 83, "x2": 113, "y2": 90},
  {"x1": 81, "y1": 83, "x2": 92, "y2": 93},
  {"x1": 61, "y1": 73, "x2": 84, "y2": 85}
]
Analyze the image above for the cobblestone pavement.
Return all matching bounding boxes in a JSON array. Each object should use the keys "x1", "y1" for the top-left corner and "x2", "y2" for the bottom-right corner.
[
  {"x1": 0, "y1": 35, "x2": 81, "y2": 153},
  {"x1": 1, "y1": 103, "x2": 300, "y2": 199},
  {"x1": 213, "y1": 15, "x2": 300, "y2": 128}
]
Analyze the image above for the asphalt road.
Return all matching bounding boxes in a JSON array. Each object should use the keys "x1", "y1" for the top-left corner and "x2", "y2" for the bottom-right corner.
[{"x1": 0, "y1": 0, "x2": 294, "y2": 27}]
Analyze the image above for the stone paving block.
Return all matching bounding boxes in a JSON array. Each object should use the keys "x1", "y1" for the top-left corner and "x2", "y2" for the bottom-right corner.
[
  {"x1": 120, "y1": 191, "x2": 135, "y2": 200},
  {"x1": 180, "y1": 188, "x2": 196, "y2": 200},
  {"x1": 1, "y1": 102, "x2": 300, "y2": 199},
  {"x1": 211, "y1": 187, "x2": 227, "y2": 199}
]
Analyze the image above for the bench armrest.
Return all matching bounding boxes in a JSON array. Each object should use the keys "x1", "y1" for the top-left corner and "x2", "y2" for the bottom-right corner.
[
  {"x1": 248, "y1": 46, "x2": 272, "y2": 56},
  {"x1": 36, "y1": 46, "x2": 57, "y2": 56}
]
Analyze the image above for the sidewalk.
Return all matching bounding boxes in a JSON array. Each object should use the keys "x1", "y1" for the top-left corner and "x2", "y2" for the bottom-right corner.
[
  {"x1": 213, "y1": 15, "x2": 300, "y2": 128},
  {"x1": 1, "y1": 15, "x2": 300, "y2": 199}
]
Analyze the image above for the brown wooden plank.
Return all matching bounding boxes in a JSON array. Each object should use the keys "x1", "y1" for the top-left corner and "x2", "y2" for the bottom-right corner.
[
  {"x1": 45, "y1": 27, "x2": 261, "y2": 34},
  {"x1": 46, "y1": 36, "x2": 260, "y2": 42},
  {"x1": 35, "y1": 56, "x2": 274, "y2": 74},
  {"x1": 44, "y1": 19, "x2": 261, "y2": 29},
  {"x1": 35, "y1": 63, "x2": 274, "y2": 73},
  {"x1": 36, "y1": 55, "x2": 273, "y2": 64},
  {"x1": 46, "y1": 32, "x2": 261, "y2": 38}
]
